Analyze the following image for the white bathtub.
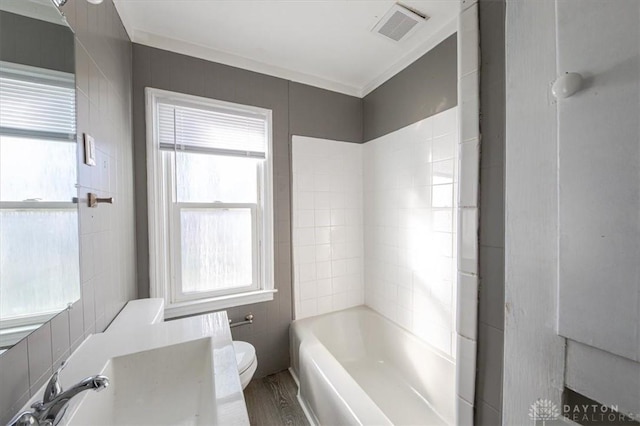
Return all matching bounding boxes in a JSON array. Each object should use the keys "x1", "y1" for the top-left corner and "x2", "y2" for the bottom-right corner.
[{"x1": 290, "y1": 306, "x2": 455, "y2": 426}]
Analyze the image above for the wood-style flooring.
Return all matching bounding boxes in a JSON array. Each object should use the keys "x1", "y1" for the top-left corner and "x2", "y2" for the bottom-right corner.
[{"x1": 243, "y1": 370, "x2": 310, "y2": 426}]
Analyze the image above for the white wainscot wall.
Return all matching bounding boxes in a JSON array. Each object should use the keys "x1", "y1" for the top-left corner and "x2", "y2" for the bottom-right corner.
[
  {"x1": 291, "y1": 136, "x2": 364, "y2": 319},
  {"x1": 363, "y1": 107, "x2": 459, "y2": 358}
]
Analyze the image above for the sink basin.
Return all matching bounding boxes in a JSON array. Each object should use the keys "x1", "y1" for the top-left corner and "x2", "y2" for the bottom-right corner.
[
  {"x1": 16, "y1": 308, "x2": 248, "y2": 426},
  {"x1": 65, "y1": 337, "x2": 216, "y2": 425}
]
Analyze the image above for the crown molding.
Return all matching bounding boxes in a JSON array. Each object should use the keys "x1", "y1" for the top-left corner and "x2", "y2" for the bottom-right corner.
[
  {"x1": 131, "y1": 30, "x2": 362, "y2": 97},
  {"x1": 126, "y1": 17, "x2": 457, "y2": 99}
]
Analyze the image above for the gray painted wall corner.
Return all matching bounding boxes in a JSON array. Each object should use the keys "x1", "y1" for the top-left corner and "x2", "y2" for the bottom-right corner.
[
  {"x1": 289, "y1": 82, "x2": 363, "y2": 143},
  {"x1": 363, "y1": 33, "x2": 458, "y2": 142}
]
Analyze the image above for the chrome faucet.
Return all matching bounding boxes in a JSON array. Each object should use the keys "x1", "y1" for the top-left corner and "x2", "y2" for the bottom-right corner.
[{"x1": 7, "y1": 361, "x2": 109, "y2": 426}]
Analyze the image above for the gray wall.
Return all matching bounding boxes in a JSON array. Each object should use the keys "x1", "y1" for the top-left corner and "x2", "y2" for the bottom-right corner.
[
  {"x1": 289, "y1": 82, "x2": 362, "y2": 142},
  {"x1": 0, "y1": 11, "x2": 74, "y2": 73},
  {"x1": 362, "y1": 34, "x2": 458, "y2": 142},
  {"x1": 0, "y1": 0, "x2": 136, "y2": 423},
  {"x1": 131, "y1": 43, "x2": 362, "y2": 377},
  {"x1": 475, "y1": 0, "x2": 505, "y2": 425}
]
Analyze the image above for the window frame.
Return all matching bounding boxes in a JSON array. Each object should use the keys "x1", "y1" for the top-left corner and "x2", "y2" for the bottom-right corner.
[{"x1": 146, "y1": 88, "x2": 276, "y2": 319}]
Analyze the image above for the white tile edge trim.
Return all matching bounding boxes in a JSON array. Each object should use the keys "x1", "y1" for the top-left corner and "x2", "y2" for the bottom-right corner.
[
  {"x1": 455, "y1": 3, "x2": 479, "y2": 423},
  {"x1": 457, "y1": 273, "x2": 478, "y2": 340}
]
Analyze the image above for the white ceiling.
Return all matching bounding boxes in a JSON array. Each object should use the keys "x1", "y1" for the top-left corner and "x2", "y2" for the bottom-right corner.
[{"x1": 113, "y1": 0, "x2": 459, "y2": 97}]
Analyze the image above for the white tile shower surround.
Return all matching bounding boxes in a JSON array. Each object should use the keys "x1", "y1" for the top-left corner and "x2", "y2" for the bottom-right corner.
[
  {"x1": 292, "y1": 137, "x2": 364, "y2": 319},
  {"x1": 364, "y1": 107, "x2": 459, "y2": 358},
  {"x1": 291, "y1": 10, "x2": 479, "y2": 425},
  {"x1": 292, "y1": 107, "x2": 459, "y2": 360}
]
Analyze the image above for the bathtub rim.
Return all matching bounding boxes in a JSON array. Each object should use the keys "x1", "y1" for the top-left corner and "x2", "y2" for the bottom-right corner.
[
  {"x1": 292, "y1": 304, "x2": 456, "y2": 365},
  {"x1": 290, "y1": 305, "x2": 456, "y2": 425}
]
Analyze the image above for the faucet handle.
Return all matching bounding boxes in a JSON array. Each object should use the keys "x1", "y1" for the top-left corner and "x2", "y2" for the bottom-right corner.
[{"x1": 43, "y1": 360, "x2": 66, "y2": 404}]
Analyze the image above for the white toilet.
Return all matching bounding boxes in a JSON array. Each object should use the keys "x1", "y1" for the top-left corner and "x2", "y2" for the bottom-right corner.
[{"x1": 233, "y1": 341, "x2": 258, "y2": 389}]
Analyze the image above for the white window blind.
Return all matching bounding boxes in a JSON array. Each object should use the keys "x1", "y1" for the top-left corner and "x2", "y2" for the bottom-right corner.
[
  {"x1": 158, "y1": 101, "x2": 268, "y2": 159},
  {"x1": 0, "y1": 62, "x2": 76, "y2": 142}
]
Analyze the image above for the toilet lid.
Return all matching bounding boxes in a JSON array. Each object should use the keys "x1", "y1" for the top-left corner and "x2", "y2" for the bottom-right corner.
[{"x1": 233, "y1": 341, "x2": 256, "y2": 374}]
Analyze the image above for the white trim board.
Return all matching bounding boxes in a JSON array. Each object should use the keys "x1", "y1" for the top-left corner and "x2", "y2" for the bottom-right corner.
[
  {"x1": 124, "y1": 19, "x2": 456, "y2": 99},
  {"x1": 503, "y1": 0, "x2": 566, "y2": 423}
]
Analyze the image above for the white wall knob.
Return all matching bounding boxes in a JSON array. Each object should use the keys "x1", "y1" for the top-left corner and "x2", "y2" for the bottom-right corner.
[{"x1": 552, "y1": 72, "x2": 583, "y2": 99}]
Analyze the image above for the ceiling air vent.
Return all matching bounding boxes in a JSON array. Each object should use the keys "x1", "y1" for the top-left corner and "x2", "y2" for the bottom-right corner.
[{"x1": 372, "y1": 3, "x2": 429, "y2": 42}]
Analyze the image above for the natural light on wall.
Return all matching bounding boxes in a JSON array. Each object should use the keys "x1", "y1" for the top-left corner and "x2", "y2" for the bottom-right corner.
[{"x1": 364, "y1": 107, "x2": 459, "y2": 357}]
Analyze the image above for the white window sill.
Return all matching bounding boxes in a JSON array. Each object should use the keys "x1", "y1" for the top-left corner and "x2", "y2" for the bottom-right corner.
[{"x1": 164, "y1": 289, "x2": 277, "y2": 319}]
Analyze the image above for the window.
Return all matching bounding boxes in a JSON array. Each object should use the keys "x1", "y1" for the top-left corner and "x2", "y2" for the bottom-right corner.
[
  {"x1": 146, "y1": 88, "x2": 275, "y2": 318},
  {"x1": 0, "y1": 62, "x2": 79, "y2": 345}
]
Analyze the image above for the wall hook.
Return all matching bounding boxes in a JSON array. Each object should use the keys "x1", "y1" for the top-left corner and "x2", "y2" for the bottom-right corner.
[{"x1": 552, "y1": 72, "x2": 583, "y2": 99}]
